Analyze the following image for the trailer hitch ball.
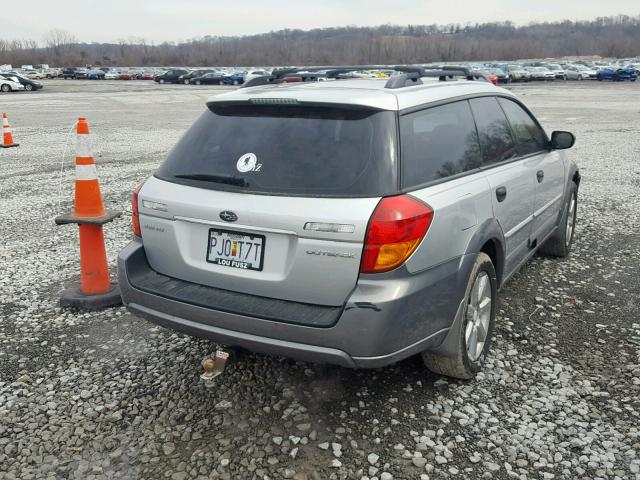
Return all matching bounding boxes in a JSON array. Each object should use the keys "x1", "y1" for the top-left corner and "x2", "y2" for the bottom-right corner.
[{"x1": 200, "y1": 349, "x2": 231, "y2": 385}]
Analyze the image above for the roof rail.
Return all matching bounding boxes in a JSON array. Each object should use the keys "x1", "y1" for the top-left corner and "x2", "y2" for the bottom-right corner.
[
  {"x1": 242, "y1": 76, "x2": 276, "y2": 88},
  {"x1": 385, "y1": 72, "x2": 423, "y2": 89},
  {"x1": 240, "y1": 65, "x2": 489, "y2": 89}
]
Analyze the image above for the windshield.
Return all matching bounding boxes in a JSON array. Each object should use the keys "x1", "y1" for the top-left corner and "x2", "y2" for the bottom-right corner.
[{"x1": 157, "y1": 104, "x2": 398, "y2": 197}]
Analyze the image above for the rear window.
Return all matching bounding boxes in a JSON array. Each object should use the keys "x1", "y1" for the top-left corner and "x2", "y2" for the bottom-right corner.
[{"x1": 156, "y1": 105, "x2": 398, "y2": 197}]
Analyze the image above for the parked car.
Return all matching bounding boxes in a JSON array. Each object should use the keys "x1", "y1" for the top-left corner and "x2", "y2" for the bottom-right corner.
[
  {"x1": 244, "y1": 70, "x2": 268, "y2": 83},
  {"x1": 141, "y1": 71, "x2": 156, "y2": 80},
  {"x1": 596, "y1": 67, "x2": 638, "y2": 81},
  {"x1": 525, "y1": 67, "x2": 555, "y2": 81},
  {"x1": 43, "y1": 68, "x2": 61, "y2": 78},
  {"x1": 119, "y1": 71, "x2": 579, "y2": 379},
  {"x1": 0, "y1": 76, "x2": 26, "y2": 92},
  {"x1": 0, "y1": 73, "x2": 42, "y2": 91},
  {"x1": 86, "y1": 69, "x2": 106, "y2": 80},
  {"x1": 471, "y1": 68, "x2": 498, "y2": 85},
  {"x1": 22, "y1": 70, "x2": 45, "y2": 80},
  {"x1": 104, "y1": 70, "x2": 119, "y2": 80},
  {"x1": 178, "y1": 69, "x2": 214, "y2": 84},
  {"x1": 501, "y1": 64, "x2": 530, "y2": 82},
  {"x1": 189, "y1": 72, "x2": 227, "y2": 85},
  {"x1": 564, "y1": 65, "x2": 597, "y2": 80},
  {"x1": 488, "y1": 68, "x2": 508, "y2": 84},
  {"x1": 119, "y1": 72, "x2": 135, "y2": 80},
  {"x1": 223, "y1": 72, "x2": 245, "y2": 85},
  {"x1": 546, "y1": 64, "x2": 567, "y2": 80},
  {"x1": 61, "y1": 68, "x2": 78, "y2": 79},
  {"x1": 154, "y1": 69, "x2": 189, "y2": 84}
]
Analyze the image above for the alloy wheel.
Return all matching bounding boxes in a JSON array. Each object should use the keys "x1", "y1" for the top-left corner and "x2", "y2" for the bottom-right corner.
[
  {"x1": 565, "y1": 194, "x2": 576, "y2": 247},
  {"x1": 465, "y1": 271, "x2": 492, "y2": 362}
]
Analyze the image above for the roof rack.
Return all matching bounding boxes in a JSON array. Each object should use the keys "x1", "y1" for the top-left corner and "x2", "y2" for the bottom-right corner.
[{"x1": 241, "y1": 65, "x2": 489, "y2": 89}]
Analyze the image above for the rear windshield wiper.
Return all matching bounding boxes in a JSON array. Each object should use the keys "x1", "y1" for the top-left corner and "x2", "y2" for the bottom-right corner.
[{"x1": 174, "y1": 173, "x2": 249, "y2": 187}]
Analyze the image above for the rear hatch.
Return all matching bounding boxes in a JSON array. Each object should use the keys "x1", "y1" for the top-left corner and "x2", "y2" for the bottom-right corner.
[{"x1": 138, "y1": 102, "x2": 398, "y2": 307}]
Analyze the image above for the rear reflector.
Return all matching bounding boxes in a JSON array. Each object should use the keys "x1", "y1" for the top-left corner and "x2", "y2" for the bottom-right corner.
[
  {"x1": 132, "y1": 179, "x2": 146, "y2": 237},
  {"x1": 361, "y1": 195, "x2": 434, "y2": 273}
]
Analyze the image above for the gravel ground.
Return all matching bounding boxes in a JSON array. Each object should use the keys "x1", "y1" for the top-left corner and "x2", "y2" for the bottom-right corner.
[{"x1": 1, "y1": 80, "x2": 639, "y2": 480}]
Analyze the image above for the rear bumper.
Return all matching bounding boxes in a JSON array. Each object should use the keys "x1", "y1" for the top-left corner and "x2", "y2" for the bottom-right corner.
[{"x1": 118, "y1": 239, "x2": 473, "y2": 368}]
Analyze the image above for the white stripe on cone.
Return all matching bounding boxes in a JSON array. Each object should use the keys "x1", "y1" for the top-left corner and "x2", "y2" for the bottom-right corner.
[
  {"x1": 2, "y1": 118, "x2": 9, "y2": 127},
  {"x1": 76, "y1": 164, "x2": 98, "y2": 180},
  {"x1": 76, "y1": 134, "x2": 92, "y2": 158}
]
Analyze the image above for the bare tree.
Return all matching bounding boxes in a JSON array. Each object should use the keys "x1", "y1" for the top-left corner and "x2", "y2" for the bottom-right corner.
[{"x1": 2, "y1": 16, "x2": 640, "y2": 67}]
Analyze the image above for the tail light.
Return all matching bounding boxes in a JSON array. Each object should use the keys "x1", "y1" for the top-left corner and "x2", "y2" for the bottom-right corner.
[
  {"x1": 361, "y1": 195, "x2": 434, "y2": 273},
  {"x1": 132, "y1": 180, "x2": 146, "y2": 237}
]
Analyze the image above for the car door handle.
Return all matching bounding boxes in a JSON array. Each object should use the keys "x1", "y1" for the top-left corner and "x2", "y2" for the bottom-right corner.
[
  {"x1": 496, "y1": 186, "x2": 507, "y2": 202},
  {"x1": 536, "y1": 170, "x2": 544, "y2": 183}
]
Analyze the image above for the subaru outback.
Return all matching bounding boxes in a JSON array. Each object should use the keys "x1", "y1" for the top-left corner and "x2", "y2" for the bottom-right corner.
[{"x1": 118, "y1": 67, "x2": 579, "y2": 378}]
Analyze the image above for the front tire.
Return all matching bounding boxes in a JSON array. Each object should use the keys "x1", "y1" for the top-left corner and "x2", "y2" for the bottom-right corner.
[
  {"x1": 539, "y1": 183, "x2": 578, "y2": 257},
  {"x1": 25, "y1": 84, "x2": 33, "y2": 91},
  {"x1": 1, "y1": 84, "x2": 11, "y2": 92},
  {"x1": 422, "y1": 252, "x2": 497, "y2": 379},
  {"x1": 159, "y1": 79, "x2": 165, "y2": 84},
  {"x1": 195, "y1": 80, "x2": 201, "y2": 85}
]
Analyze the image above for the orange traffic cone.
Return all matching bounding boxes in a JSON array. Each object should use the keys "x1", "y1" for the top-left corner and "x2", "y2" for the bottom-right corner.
[
  {"x1": 55, "y1": 117, "x2": 122, "y2": 309},
  {"x1": 1, "y1": 113, "x2": 19, "y2": 148}
]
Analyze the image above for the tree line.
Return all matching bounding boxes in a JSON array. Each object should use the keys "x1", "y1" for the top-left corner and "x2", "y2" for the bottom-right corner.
[{"x1": 1, "y1": 15, "x2": 639, "y2": 68}]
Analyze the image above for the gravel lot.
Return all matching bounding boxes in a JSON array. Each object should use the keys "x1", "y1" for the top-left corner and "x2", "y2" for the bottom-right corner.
[{"x1": 1, "y1": 79, "x2": 639, "y2": 480}]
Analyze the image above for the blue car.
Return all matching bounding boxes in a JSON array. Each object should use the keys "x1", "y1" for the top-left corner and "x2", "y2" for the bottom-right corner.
[
  {"x1": 222, "y1": 72, "x2": 245, "y2": 85},
  {"x1": 596, "y1": 67, "x2": 638, "y2": 82}
]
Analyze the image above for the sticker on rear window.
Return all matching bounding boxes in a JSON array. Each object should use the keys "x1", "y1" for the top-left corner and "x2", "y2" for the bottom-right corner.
[{"x1": 237, "y1": 153, "x2": 261, "y2": 173}]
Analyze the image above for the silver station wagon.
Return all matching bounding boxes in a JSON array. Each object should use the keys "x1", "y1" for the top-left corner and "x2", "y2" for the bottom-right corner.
[{"x1": 119, "y1": 66, "x2": 579, "y2": 378}]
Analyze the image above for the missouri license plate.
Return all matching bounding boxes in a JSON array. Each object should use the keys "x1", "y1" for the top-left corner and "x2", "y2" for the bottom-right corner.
[{"x1": 206, "y1": 228, "x2": 265, "y2": 271}]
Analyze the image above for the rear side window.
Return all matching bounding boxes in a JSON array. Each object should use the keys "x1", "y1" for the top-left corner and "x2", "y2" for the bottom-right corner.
[
  {"x1": 400, "y1": 101, "x2": 482, "y2": 187},
  {"x1": 156, "y1": 105, "x2": 398, "y2": 197},
  {"x1": 469, "y1": 97, "x2": 518, "y2": 165},
  {"x1": 497, "y1": 98, "x2": 548, "y2": 156}
]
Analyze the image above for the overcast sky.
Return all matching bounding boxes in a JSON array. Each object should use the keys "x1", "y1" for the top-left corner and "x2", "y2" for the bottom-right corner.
[{"x1": 2, "y1": 0, "x2": 638, "y2": 43}]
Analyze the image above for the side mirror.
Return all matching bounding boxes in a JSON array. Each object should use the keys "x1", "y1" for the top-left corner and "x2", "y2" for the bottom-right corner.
[{"x1": 550, "y1": 131, "x2": 575, "y2": 150}]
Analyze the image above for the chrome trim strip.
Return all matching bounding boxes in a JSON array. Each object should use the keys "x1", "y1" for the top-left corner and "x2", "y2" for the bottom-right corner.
[
  {"x1": 174, "y1": 215, "x2": 298, "y2": 236},
  {"x1": 533, "y1": 193, "x2": 563, "y2": 218},
  {"x1": 505, "y1": 214, "x2": 533, "y2": 239}
]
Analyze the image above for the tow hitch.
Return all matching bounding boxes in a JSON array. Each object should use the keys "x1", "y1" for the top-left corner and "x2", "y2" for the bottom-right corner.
[{"x1": 201, "y1": 348, "x2": 233, "y2": 386}]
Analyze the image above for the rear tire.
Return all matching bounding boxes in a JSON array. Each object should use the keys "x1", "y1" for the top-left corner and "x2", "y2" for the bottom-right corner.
[
  {"x1": 539, "y1": 183, "x2": 578, "y2": 257},
  {"x1": 1, "y1": 84, "x2": 11, "y2": 92},
  {"x1": 422, "y1": 252, "x2": 497, "y2": 379},
  {"x1": 25, "y1": 84, "x2": 33, "y2": 91},
  {"x1": 195, "y1": 80, "x2": 201, "y2": 85}
]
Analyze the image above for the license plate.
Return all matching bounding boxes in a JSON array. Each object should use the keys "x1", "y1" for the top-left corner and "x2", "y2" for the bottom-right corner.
[{"x1": 206, "y1": 228, "x2": 265, "y2": 271}]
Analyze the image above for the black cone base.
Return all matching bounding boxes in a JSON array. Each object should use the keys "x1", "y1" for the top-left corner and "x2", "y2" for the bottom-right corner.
[{"x1": 60, "y1": 283, "x2": 122, "y2": 310}]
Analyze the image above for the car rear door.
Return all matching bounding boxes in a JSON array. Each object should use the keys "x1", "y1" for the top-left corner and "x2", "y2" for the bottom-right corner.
[
  {"x1": 137, "y1": 103, "x2": 398, "y2": 307},
  {"x1": 469, "y1": 97, "x2": 535, "y2": 276},
  {"x1": 497, "y1": 97, "x2": 566, "y2": 244}
]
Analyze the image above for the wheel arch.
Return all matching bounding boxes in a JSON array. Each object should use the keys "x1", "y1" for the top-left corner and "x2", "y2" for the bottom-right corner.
[{"x1": 464, "y1": 218, "x2": 506, "y2": 288}]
